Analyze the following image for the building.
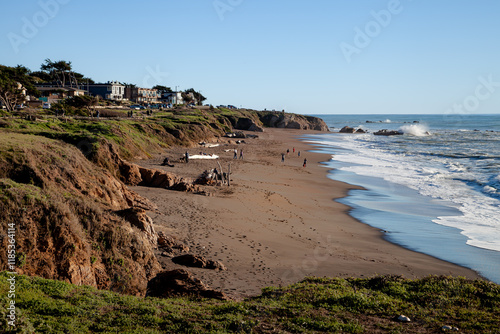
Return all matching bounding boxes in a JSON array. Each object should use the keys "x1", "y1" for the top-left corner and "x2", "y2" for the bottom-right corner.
[
  {"x1": 87, "y1": 81, "x2": 125, "y2": 100},
  {"x1": 125, "y1": 87, "x2": 161, "y2": 104},
  {"x1": 35, "y1": 85, "x2": 86, "y2": 103},
  {"x1": 160, "y1": 91, "x2": 184, "y2": 105}
]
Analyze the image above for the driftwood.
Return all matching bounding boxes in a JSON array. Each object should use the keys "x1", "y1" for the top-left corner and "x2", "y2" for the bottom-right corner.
[{"x1": 216, "y1": 161, "x2": 226, "y2": 185}]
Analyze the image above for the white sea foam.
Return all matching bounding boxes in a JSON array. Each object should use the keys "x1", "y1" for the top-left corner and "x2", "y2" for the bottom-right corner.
[
  {"x1": 400, "y1": 124, "x2": 430, "y2": 136},
  {"x1": 308, "y1": 133, "x2": 500, "y2": 253}
]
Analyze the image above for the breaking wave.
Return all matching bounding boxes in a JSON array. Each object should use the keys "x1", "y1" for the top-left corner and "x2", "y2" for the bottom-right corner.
[{"x1": 400, "y1": 124, "x2": 430, "y2": 136}]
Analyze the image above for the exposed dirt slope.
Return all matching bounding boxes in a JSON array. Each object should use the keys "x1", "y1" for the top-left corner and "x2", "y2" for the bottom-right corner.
[{"x1": 0, "y1": 134, "x2": 161, "y2": 295}]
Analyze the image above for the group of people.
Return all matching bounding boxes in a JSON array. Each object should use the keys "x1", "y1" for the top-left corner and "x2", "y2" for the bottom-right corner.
[
  {"x1": 182, "y1": 148, "x2": 243, "y2": 164},
  {"x1": 178, "y1": 145, "x2": 307, "y2": 168},
  {"x1": 233, "y1": 148, "x2": 243, "y2": 160},
  {"x1": 282, "y1": 147, "x2": 307, "y2": 167}
]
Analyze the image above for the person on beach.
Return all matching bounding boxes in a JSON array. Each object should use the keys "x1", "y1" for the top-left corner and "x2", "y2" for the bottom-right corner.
[
  {"x1": 185, "y1": 151, "x2": 189, "y2": 163},
  {"x1": 162, "y1": 157, "x2": 175, "y2": 167},
  {"x1": 286, "y1": 148, "x2": 290, "y2": 156},
  {"x1": 239, "y1": 149, "x2": 243, "y2": 160},
  {"x1": 303, "y1": 158, "x2": 307, "y2": 167},
  {"x1": 293, "y1": 147, "x2": 295, "y2": 154},
  {"x1": 281, "y1": 153, "x2": 285, "y2": 163},
  {"x1": 298, "y1": 151, "x2": 301, "y2": 157},
  {"x1": 233, "y1": 148, "x2": 238, "y2": 159}
]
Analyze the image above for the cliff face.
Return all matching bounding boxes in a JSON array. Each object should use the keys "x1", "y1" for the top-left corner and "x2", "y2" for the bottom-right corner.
[
  {"x1": 0, "y1": 134, "x2": 161, "y2": 295},
  {"x1": 257, "y1": 112, "x2": 329, "y2": 131},
  {"x1": 0, "y1": 108, "x2": 328, "y2": 296}
]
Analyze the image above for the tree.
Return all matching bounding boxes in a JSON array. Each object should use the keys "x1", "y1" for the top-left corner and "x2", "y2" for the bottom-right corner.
[
  {"x1": 29, "y1": 70, "x2": 52, "y2": 83},
  {"x1": 39, "y1": 59, "x2": 94, "y2": 87},
  {"x1": 183, "y1": 88, "x2": 206, "y2": 105},
  {"x1": 181, "y1": 91, "x2": 194, "y2": 105},
  {"x1": 152, "y1": 85, "x2": 172, "y2": 93},
  {"x1": 40, "y1": 59, "x2": 72, "y2": 87},
  {"x1": 0, "y1": 65, "x2": 39, "y2": 112},
  {"x1": 71, "y1": 71, "x2": 95, "y2": 85},
  {"x1": 67, "y1": 95, "x2": 99, "y2": 116}
]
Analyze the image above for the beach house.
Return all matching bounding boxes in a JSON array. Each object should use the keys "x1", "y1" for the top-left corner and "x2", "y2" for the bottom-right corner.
[
  {"x1": 125, "y1": 87, "x2": 161, "y2": 104},
  {"x1": 160, "y1": 91, "x2": 184, "y2": 105},
  {"x1": 87, "y1": 81, "x2": 125, "y2": 100},
  {"x1": 35, "y1": 85, "x2": 86, "y2": 103}
]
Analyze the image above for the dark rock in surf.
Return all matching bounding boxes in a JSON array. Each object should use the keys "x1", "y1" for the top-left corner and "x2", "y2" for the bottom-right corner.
[
  {"x1": 339, "y1": 126, "x2": 356, "y2": 133},
  {"x1": 374, "y1": 129, "x2": 403, "y2": 136}
]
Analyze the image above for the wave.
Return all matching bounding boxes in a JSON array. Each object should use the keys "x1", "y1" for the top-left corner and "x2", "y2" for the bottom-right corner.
[
  {"x1": 399, "y1": 124, "x2": 430, "y2": 136},
  {"x1": 306, "y1": 132, "x2": 500, "y2": 253}
]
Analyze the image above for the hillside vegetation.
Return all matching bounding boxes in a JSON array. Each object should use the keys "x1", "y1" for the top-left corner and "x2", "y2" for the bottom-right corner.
[
  {"x1": 1, "y1": 272, "x2": 499, "y2": 333},
  {"x1": 3, "y1": 109, "x2": 498, "y2": 333},
  {"x1": 0, "y1": 108, "x2": 328, "y2": 297}
]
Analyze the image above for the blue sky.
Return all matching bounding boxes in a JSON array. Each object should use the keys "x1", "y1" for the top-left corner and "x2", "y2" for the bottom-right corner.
[{"x1": 1, "y1": 0, "x2": 499, "y2": 114}]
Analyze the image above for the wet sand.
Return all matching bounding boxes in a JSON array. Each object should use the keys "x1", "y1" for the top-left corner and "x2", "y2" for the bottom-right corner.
[{"x1": 132, "y1": 128, "x2": 481, "y2": 299}]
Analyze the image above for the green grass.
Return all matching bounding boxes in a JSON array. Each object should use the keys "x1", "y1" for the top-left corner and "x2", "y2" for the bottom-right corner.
[
  {"x1": 1, "y1": 273, "x2": 499, "y2": 333},
  {"x1": 0, "y1": 110, "x2": 234, "y2": 161}
]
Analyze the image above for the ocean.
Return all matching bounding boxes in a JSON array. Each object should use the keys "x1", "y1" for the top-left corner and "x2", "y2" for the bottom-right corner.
[{"x1": 304, "y1": 114, "x2": 500, "y2": 284}]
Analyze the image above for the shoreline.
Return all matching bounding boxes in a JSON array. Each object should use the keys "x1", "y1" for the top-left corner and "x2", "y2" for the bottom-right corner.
[{"x1": 133, "y1": 128, "x2": 482, "y2": 299}]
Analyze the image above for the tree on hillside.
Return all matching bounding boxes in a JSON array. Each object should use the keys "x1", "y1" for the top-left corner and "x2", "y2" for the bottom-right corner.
[
  {"x1": 67, "y1": 95, "x2": 100, "y2": 116},
  {"x1": 39, "y1": 59, "x2": 94, "y2": 87},
  {"x1": 71, "y1": 71, "x2": 95, "y2": 85},
  {"x1": 183, "y1": 88, "x2": 206, "y2": 105},
  {"x1": 152, "y1": 85, "x2": 173, "y2": 93},
  {"x1": 40, "y1": 59, "x2": 72, "y2": 87},
  {"x1": 0, "y1": 65, "x2": 39, "y2": 112},
  {"x1": 181, "y1": 91, "x2": 194, "y2": 105},
  {"x1": 29, "y1": 70, "x2": 52, "y2": 83}
]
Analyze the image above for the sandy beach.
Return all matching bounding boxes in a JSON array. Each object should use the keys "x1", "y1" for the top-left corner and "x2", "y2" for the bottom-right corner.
[{"x1": 132, "y1": 128, "x2": 481, "y2": 299}]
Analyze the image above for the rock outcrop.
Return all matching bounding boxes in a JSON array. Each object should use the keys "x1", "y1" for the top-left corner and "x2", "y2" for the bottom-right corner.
[
  {"x1": 258, "y1": 112, "x2": 329, "y2": 131},
  {"x1": 374, "y1": 129, "x2": 404, "y2": 136},
  {"x1": 339, "y1": 126, "x2": 366, "y2": 134},
  {"x1": 146, "y1": 269, "x2": 229, "y2": 300},
  {"x1": 234, "y1": 117, "x2": 264, "y2": 132},
  {"x1": 340, "y1": 126, "x2": 355, "y2": 133},
  {"x1": 96, "y1": 141, "x2": 204, "y2": 194},
  {"x1": 116, "y1": 208, "x2": 157, "y2": 245},
  {"x1": 157, "y1": 232, "x2": 190, "y2": 255}
]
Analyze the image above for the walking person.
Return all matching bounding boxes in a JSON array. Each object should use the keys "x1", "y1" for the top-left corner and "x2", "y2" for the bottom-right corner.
[
  {"x1": 239, "y1": 149, "x2": 243, "y2": 160},
  {"x1": 281, "y1": 153, "x2": 285, "y2": 163},
  {"x1": 298, "y1": 151, "x2": 301, "y2": 157},
  {"x1": 185, "y1": 151, "x2": 189, "y2": 163},
  {"x1": 233, "y1": 148, "x2": 238, "y2": 159},
  {"x1": 286, "y1": 148, "x2": 290, "y2": 156},
  {"x1": 303, "y1": 158, "x2": 307, "y2": 167}
]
